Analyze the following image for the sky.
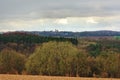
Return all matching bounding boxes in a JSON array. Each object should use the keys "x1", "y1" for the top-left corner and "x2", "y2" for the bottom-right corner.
[{"x1": 0, "y1": 0, "x2": 120, "y2": 32}]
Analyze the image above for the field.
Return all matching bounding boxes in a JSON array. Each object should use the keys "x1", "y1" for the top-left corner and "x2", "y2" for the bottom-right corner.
[{"x1": 0, "y1": 75, "x2": 119, "y2": 80}]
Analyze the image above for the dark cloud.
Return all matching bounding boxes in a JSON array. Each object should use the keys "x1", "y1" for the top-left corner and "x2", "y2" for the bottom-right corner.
[
  {"x1": 0, "y1": 0, "x2": 120, "y2": 32},
  {"x1": 0, "y1": 0, "x2": 120, "y2": 19}
]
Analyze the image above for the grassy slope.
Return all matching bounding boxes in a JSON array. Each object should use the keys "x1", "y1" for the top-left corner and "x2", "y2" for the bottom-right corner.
[{"x1": 0, "y1": 75, "x2": 119, "y2": 80}]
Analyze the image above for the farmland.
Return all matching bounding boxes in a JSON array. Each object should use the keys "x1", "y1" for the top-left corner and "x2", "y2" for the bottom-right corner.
[{"x1": 0, "y1": 74, "x2": 119, "y2": 80}]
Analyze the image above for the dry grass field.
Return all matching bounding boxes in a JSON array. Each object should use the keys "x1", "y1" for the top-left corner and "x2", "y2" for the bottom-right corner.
[{"x1": 0, "y1": 74, "x2": 119, "y2": 80}]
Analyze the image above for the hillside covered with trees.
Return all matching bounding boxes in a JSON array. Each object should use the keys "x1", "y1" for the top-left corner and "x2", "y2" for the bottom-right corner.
[
  {"x1": 0, "y1": 32, "x2": 120, "y2": 78},
  {"x1": 31, "y1": 30, "x2": 120, "y2": 37},
  {"x1": 0, "y1": 32, "x2": 78, "y2": 55}
]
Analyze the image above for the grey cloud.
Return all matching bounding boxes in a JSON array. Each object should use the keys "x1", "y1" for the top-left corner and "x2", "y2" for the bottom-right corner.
[{"x1": 0, "y1": 0, "x2": 120, "y2": 19}]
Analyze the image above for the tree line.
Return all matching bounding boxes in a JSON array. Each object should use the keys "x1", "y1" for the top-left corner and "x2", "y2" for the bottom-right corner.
[
  {"x1": 0, "y1": 32, "x2": 78, "y2": 55},
  {"x1": 0, "y1": 32, "x2": 78, "y2": 45},
  {"x1": 0, "y1": 41, "x2": 120, "y2": 78}
]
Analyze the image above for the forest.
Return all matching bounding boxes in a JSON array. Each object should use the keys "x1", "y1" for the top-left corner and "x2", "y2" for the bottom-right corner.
[{"x1": 0, "y1": 32, "x2": 120, "y2": 78}]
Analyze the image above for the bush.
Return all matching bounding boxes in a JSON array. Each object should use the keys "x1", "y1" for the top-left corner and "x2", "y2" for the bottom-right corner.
[
  {"x1": 26, "y1": 41, "x2": 79, "y2": 76},
  {"x1": 95, "y1": 53, "x2": 120, "y2": 78},
  {"x1": 0, "y1": 49, "x2": 26, "y2": 74}
]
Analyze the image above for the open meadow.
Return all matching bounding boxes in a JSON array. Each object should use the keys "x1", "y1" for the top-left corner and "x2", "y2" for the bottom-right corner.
[{"x1": 0, "y1": 75, "x2": 119, "y2": 80}]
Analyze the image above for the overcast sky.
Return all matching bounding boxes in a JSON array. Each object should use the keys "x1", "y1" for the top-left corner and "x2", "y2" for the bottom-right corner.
[{"x1": 0, "y1": 0, "x2": 120, "y2": 32}]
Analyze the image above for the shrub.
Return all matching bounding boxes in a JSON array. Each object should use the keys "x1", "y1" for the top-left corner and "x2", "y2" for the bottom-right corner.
[
  {"x1": 26, "y1": 41, "x2": 78, "y2": 76},
  {"x1": 0, "y1": 49, "x2": 26, "y2": 74}
]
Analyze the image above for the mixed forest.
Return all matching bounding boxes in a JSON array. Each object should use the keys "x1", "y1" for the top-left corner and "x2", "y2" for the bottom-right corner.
[{"x1": 0, "y1": 32, "x2": 120, "y2": 78}]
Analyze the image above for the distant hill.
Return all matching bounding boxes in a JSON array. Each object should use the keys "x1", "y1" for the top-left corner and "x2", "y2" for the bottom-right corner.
[
  {"x1": 31, "y1": 30, "x2": 120, "y2": 37},
  {"x1": 0, "y1": 32, "x2": 78, "y2": 55},
  {"x1": 77, "y1": 30, "x2": 120, "y2": 37},
  {"x1": 1, "y1": 30, "x2": 120, "y2": 38}
]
